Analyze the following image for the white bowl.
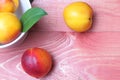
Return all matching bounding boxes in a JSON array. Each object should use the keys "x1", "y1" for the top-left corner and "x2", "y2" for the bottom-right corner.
[{"x1": 0, "y1": 0, "x2": 31, "y2": 48}]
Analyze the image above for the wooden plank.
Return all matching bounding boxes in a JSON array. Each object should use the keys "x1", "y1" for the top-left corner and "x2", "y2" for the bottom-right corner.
[
  {"x1": 0, "y1": 31, "x2": 120, "y2": 80},
  {"x1": 32, "y1": 0, "x2": 120, "y2": 32}
]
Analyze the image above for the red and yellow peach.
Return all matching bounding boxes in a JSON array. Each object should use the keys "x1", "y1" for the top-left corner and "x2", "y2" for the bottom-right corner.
[{"x1": 21, "y1": 48, "x2": 52, "y2": 78}]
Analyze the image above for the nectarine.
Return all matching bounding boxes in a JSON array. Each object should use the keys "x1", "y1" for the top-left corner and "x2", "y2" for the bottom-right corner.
[{"x1": 21, "y1": 48, "x2": 52, "y2": 78}]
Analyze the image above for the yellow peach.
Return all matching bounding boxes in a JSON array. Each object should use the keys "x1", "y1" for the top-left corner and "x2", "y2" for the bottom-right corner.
[
  {"x1": 0, "y1": 12, "x2": 21, "y2": 44},
  {"x1": 63, "y1": 2, "x2": 93, "y2": 32},
  {"x1": 0, "y1": 0, "x2": 19, "y2": 12}
]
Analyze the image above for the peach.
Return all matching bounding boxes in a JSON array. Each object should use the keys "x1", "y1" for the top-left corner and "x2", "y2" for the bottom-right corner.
[
  {"x1": 0, "y1": 0, "x2": 19, "y2": 12},
  {"x1": 21, "y1": 48, "x2": 52, "y2": 78},
  {"x1": 0, "y1": 12, "x2": 21, "y2": 44},
  {"x1": 63, "y1": 2, "x2": 93, "y2": 32}
]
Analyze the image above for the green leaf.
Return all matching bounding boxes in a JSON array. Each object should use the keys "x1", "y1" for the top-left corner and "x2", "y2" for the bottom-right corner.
[{"x1": 20, "y1": 7, "x2": 47, "y2": 32}]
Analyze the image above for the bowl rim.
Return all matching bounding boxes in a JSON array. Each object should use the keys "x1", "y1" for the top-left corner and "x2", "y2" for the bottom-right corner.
[{"x1": 0, "y1": 32, "x2": 26, "y2": 48}]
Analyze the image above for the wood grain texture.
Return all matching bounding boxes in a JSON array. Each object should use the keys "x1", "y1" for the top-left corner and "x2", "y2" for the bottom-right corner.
[
  {"x1": 0, "y1": 0, "x2": 120, "y2": 80},
  {"x1": 0, "y1": 31, "x2": 120, "y2": 80}
]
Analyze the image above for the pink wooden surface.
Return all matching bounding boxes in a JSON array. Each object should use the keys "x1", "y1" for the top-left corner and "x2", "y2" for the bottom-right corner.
[
  {"x1": 32, "y1": 0, "x2": 120, "y2": 32},
  {"x1": 0, "y1": 0, "x2": 120, "y2": 80}
]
